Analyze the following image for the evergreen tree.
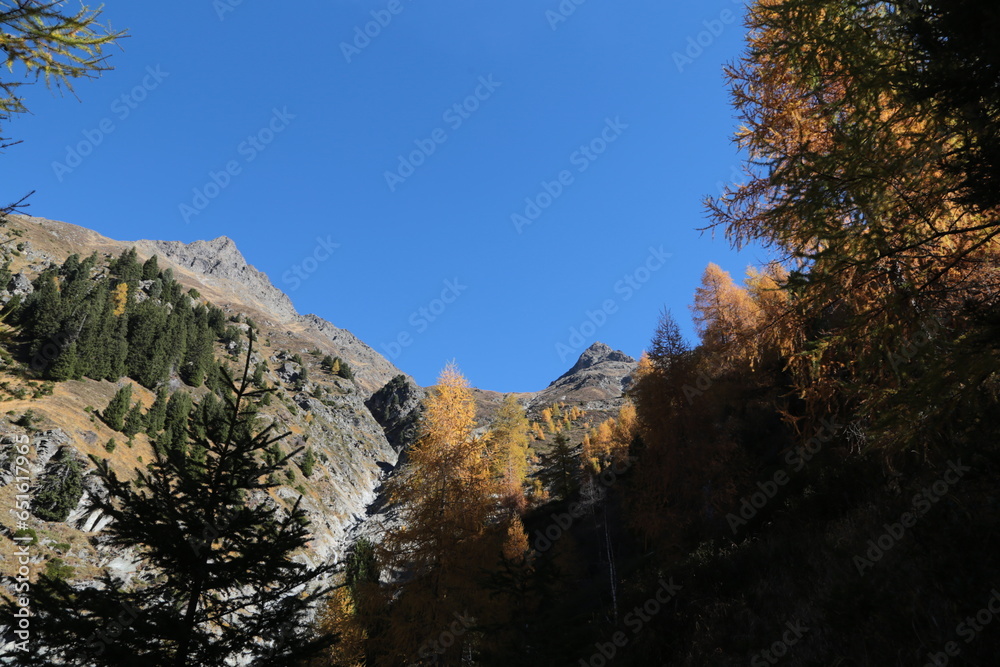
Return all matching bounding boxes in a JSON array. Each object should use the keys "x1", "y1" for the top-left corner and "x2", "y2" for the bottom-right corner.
[
  {"x1": 60, "y1": 253, "x2": 81, "y2": 277},
  {"x1": 48, "y1": 341, "x2": 79, "y2": 381},
  {"x1": 159, "y1": 390, "x2": 193, "y2": 456},
  {"x1": 0, "y1": 260, "x2": 11, "y2": 291},
  {"x1": 538, "y1": 433, "x2": 578, "y2": 501},
  {"x1": 141, "y1": 254, "x2": 159, "y2": 280},
  {"x1": 181, "y1": 312, "x2": 213, "y2": 387},
  {"x1": 21, "y1": 271, "x2": 62, "y2": 357},
  {"x1": 294, "y1": 364, "x2": 309, "y2": 391},
  {"x1": 122, "y1": 401, "x2": 145, "y2": 438},
  {"x1": 321, "y1": 354, "x2": 336, "y2": 373},
  {"x1": 300, "y1": 447, "x2": 316, "y2": 478},
  {"x1": 76, "y1": 280, "x2": 111, "y2": 380},
  {"x1": 126, "y1": 299, "x2": 169, "y2": 387},
  {"x1": 30, "y1": 448, "x2": 84, "y2": 523},
  {"x1": 145, "y1": 386, "x2": 169, "y2": 435},
  {"x1": 102, "y1": 384, "x2": 133, "y2": 431},
  {"x1": 105, "y1": 310, "x2": 128, "y2": 381},
  {"x1": 251, "y1": 360, "x2": 266, "y2": 388},
  {"x1": 206, "y1": 305, "x2": 226, "y2": 337},
  {"x1": 13, "y1": 337, "x2": 337, "y2": 665},
  {"x1": 148, "y1": 277, "x2": 163, "y2": 300},
  {"x1": 110, "y1": 247, "x2": 141, "y2": 286}
]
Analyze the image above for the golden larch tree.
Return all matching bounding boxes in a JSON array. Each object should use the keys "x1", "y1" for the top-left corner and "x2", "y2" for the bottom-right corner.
[{"x1": 380, "y1": 362, "x2": 498, "y2": 664}]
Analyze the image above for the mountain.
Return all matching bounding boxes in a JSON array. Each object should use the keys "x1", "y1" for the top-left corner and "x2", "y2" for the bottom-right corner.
[
  {"x1": 0, "y1": 215, "x2": 408, "y2": 573},
  {"x1": 530, "y1": 341, "x2": 637, "y2": 409},
  {"x1": 0, "y1": 215, "x2": 638, "y2": 592},
  {"x1": 0, "y1": 214, "x2": 657, "y2": 665}
]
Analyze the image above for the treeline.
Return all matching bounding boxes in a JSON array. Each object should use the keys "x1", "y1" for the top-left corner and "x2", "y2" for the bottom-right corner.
[{"x1": 13, "y1": 248, "x2": 238, "y2": 388}]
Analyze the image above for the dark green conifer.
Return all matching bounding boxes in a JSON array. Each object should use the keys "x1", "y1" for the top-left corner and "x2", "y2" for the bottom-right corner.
[{"x1": 103, "y1": 384, "x2": 133, "y2": 431}]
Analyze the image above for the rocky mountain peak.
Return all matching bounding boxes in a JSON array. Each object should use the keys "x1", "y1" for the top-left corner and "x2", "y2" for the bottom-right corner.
[
  {"x1": 526, "y1": 342, "x2": 638, "y2": 409},
  {"x1": 135, "y1": 234, "x2": 299, "y2": 322},
  {"x1": 557, "y1": 341, "x2": 636, "y2": 381}
]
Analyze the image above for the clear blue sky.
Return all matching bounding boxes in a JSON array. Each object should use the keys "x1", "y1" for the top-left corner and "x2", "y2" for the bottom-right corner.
[{"x1": 3, "y1": 0, "x2": 769, "y2": 392}]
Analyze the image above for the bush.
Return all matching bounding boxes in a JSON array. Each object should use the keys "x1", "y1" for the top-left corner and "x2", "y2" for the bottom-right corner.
[
  {"x1": 14, "y1": 409, "x2": 39, "y2": 429},
  {"x1": 43, "y1": 557, "x2": 74, "y2": 581},
  {"x1": 12, "y1": 528, "x2": 37, "y2": 545}
]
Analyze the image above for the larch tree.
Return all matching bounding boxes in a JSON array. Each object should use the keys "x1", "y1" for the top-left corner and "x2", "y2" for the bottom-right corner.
[
  {"x1": 380, "y1": 362, "x2": 499, "y2": 665},
  {"x1": 487, "y1": 394, "x2": 532, "y2": 512},
  {"x1": 691, "y1": 263, "x2": 760, "y2": 366},
  {"x1": 707, "y1": 0, "x2": 1000, "y2": 451}
]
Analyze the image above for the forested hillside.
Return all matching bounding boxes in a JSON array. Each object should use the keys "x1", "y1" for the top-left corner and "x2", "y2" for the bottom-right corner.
[{"x1": 2, "y1": 0, "x2": 999, "y2": 665}]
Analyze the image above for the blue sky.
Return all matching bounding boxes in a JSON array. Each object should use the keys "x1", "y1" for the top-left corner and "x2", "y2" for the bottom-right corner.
[{"x1": 2, "y1": 0, "x2": 768, "y2": 392}]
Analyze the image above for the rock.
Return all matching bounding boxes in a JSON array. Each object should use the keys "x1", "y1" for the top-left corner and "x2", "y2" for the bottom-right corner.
[
  {"x1": 365, "y1": 375, "x2": 425, "y2": 454},
  {"x1": 276, "y1": 361, "x2": 300, "y2": 384},
  {"x1": 9, "y1": 272, "x2": 32, "y2": 296}
]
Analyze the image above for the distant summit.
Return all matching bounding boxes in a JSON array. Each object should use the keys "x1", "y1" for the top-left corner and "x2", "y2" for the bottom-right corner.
[
  {"x1": 555, "y1": 341, "x2": 636, "y2": 382},
  {"x1": 528, "y1": 341, "x2": 638, "y2": 409}
]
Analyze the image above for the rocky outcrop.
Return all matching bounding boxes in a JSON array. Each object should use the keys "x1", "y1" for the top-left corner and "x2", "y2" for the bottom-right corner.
[
  {"x1": 365, "y1": 375, "x2": 425, "y2": 455},
  {"x1": 299, "y1": 314, "x2": 411, "y2": 397},
  {"x1": 136, "y1": 233, "x2": 406, "y2": 395}
]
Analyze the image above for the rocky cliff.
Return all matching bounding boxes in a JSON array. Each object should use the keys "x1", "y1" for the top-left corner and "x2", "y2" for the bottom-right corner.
[{"x1": 0, "y1": 215, "x2": 408, "y2": 586}]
